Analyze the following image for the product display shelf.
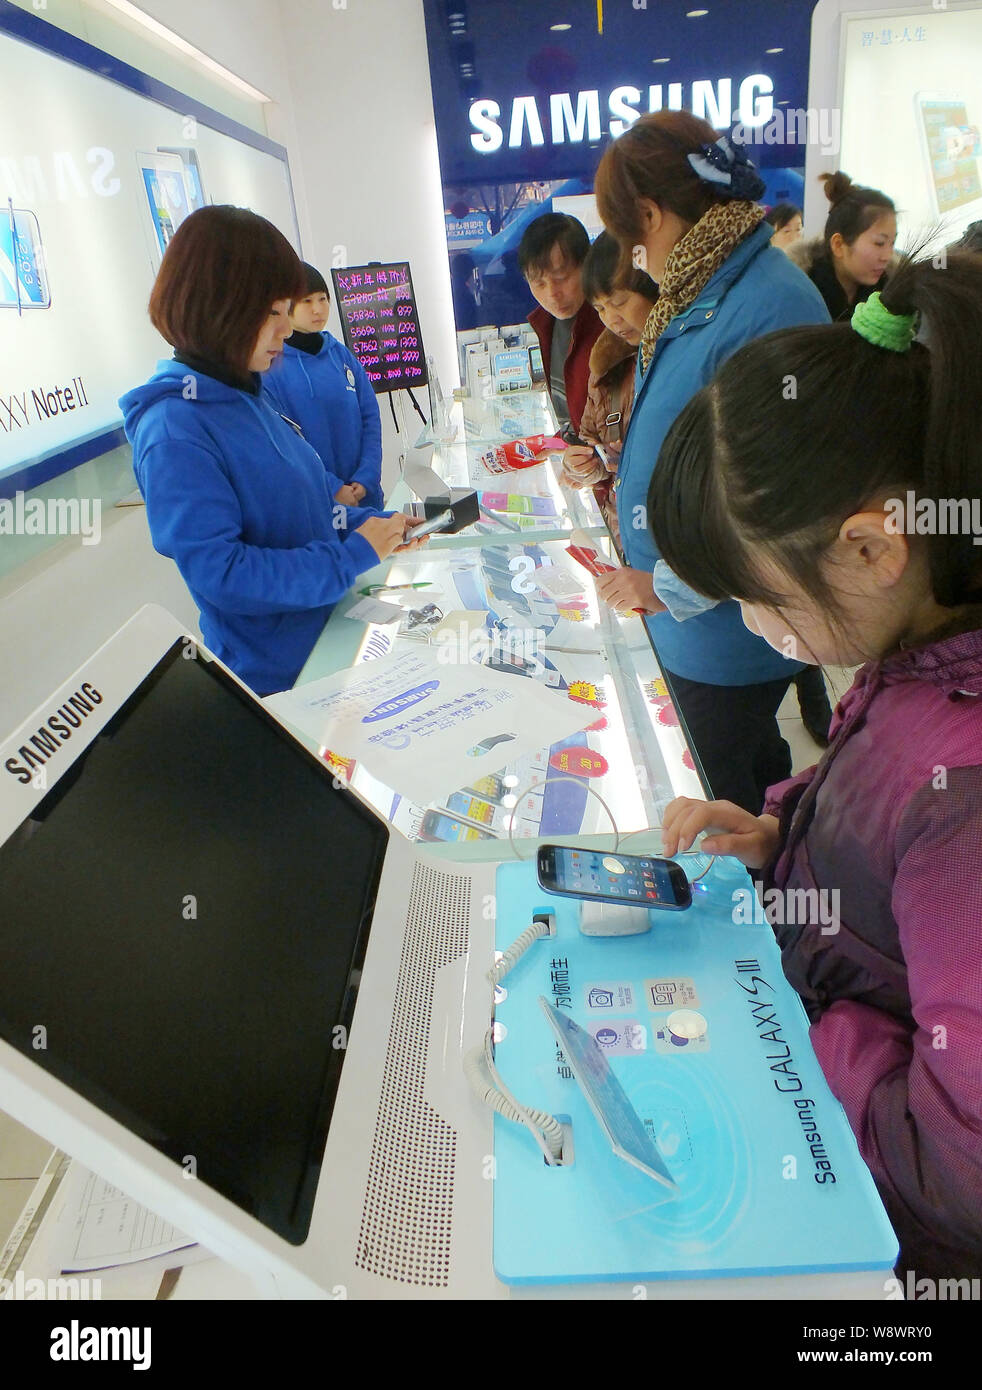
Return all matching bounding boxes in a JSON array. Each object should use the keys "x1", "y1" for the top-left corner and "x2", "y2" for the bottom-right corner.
[{"x1": 288, "y1": 391, "x2": 707, "y2": 861}]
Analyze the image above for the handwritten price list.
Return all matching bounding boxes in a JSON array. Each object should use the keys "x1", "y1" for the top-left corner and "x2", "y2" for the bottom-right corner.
[{"x1": 332, "y1": 261, "x2": 428, "y2": 394}]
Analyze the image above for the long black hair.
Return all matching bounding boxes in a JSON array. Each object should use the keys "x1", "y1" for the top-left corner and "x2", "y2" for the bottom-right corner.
[
  {"x1": 819, "y1": 170, "x2": 895, "y2": 253},
  {"x1": 649, "y1": 251, "x2": 982, "y2": 645}
]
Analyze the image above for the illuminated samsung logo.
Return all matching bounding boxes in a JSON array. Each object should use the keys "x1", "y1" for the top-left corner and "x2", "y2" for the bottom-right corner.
[
  {"x1": 468, "y1": 75, "x2": 776, "y2": 153},
  {"x1": 362, "y1": 681, "x2": 439, "y2": 723}
]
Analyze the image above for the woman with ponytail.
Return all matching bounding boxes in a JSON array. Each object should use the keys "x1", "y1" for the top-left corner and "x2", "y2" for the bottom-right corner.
[
  {"x1": 592, "y1": 111, "x2": 830, "y2": 813},
  {"x1": 788, "y1": 170, "x2": 898, "y2": 320},
  {"x1": 656, "y1": 251, "x2": 982, "y2": 1279}
]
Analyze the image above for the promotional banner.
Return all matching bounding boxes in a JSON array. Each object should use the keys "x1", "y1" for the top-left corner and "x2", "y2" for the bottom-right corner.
[
  {"x1": 0, "y1": 5, "x2": 298, "y2": 489},
  {"x1": 839, "y1": 7, "x2": 982, "y2": 249},
  {"x1": 422, "y1": 0, "x2": 819, "y2": 328}
]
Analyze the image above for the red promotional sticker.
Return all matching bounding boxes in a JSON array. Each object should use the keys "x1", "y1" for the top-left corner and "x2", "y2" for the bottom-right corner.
[
  {"x1": 567, "y1": 679, "x2": 606, "y2": 708},
  {"x1": 549, "y1": 747, "x2": 609, "y2": 778},
  {"x1": 322, "y1": 748, "x2": 355, "y2": 781}
]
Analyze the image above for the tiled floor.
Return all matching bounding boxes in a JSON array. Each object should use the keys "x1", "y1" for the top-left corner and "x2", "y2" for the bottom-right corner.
[{"x1": 0, "y1": 1112, "x2": 58, "y2": 1253}]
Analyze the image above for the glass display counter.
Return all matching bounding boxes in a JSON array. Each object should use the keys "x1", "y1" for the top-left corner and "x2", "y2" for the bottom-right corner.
[
  {"x1": 288, "y1": 385, "x2": 708, "y2": 861},
  {"x1": 388, "y1": 386, "x2": 606, "y2": 542}
]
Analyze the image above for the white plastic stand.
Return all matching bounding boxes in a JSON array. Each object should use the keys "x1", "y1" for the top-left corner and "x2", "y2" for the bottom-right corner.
[{"x1": 578, "y1": 900, "x2": 653, "y2": 937}]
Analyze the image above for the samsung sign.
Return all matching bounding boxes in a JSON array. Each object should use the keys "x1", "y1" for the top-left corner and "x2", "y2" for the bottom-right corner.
[{"x1": 469, "y1": 75, "x2": 776, "y2": 153}]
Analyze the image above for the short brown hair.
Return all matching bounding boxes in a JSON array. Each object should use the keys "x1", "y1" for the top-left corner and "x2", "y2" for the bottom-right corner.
[
  {"x1": 149, "y1": 206, "x2": 305, "y2": 376},
  {"x1": 594, "y1": 110, "x2": 726, "y2": 286}
]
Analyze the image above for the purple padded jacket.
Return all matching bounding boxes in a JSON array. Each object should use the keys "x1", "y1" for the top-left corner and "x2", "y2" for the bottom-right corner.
[{"x1": 760, "y1": 624, "x2": 982, "y2": 1277}]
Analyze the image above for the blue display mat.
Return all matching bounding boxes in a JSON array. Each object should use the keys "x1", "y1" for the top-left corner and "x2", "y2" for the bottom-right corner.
[{"x1": 492, "y1": 857, "x2": 898, "y2": 1284}]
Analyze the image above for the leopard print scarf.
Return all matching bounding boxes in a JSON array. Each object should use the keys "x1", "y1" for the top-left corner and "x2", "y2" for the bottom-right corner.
[{"x1": 639, "y1": 200, "x2": 767, "y2": 373}]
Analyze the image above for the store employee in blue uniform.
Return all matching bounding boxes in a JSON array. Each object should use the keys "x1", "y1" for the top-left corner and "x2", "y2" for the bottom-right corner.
[
  {"x1": 264, "y1": 262, "x2": 385, "y2": 511},
  {"x1": 121, "y1": 209, "x2": 421, "y2": 698}
]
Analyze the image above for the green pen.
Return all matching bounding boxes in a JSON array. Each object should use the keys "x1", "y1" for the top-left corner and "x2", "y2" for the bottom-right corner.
[{"x1": 359, "y1": 581, "x2": 432, "y2": 596}]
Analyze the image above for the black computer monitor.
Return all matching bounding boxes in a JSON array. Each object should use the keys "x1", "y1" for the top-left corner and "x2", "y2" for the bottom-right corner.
[{"x1": 0, "y1": 636, "x2": 388, "y2": 1244}]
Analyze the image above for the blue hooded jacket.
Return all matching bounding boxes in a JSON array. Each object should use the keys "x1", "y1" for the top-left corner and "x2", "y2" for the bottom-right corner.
[
  {"x1": 615, "y1": 223, "x2": 831, "y2": 686},
  {"x1": 120, "y1": 359, "x2": 380, "y2": 696},
  {"x1": 263, "y1": 332, "x2": 384, "y2": 510}
]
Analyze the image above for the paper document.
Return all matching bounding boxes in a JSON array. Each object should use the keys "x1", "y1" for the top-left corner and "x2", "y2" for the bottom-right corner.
[
  {"x1": 266, "y1": 648, "x2": 593, "y2": 805},
  {"x1": 52, "y1": 1167, "x2": 198, "y2": 1272}
]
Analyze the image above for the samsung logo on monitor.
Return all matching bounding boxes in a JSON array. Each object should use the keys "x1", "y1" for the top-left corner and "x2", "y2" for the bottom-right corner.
[
  {"x1": 4, "y1": 683, "x2": 104, "y2": 785},
  {"x1": 468, "y1": 75, "x2": 775, "y2": 153}
]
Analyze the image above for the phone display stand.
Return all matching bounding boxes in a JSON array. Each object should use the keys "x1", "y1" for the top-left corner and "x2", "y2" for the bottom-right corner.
[
  {"x1": 491, "y1": 857, "x2": 899, "y2": 1286},
  {"x1": 578, "y1": 900, "x2": 652, "y2": 937}
]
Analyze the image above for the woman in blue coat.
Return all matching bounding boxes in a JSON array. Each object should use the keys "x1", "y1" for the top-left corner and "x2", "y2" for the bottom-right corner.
[
  {"x1": 264, "y1": 262, "x2": 385, "y2": 511},
  {"x1": 592, "y1": 111, "x2": 830, "y2": 812},
  {"x1": 121, "y1": 208, "x2": 418, "y2": 697}
]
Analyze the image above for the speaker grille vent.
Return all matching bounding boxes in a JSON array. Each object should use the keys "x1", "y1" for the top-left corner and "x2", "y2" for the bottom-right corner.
[{"x1": 354, "y1": 861, "x2": 471, "y2": 1285}]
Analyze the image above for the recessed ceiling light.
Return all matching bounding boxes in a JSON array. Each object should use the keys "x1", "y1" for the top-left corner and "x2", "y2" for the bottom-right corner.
[
  {"x1": 550, "y1": 23, "x2": 572, "y2": 30},
  {"x1": 686, "y1": 9, "x2": 709, "y2": 16},
  {"x1": 652, "y1": 57, "x2": 671, "y2": 63},
  {"x1": 766, "y1": 47, "x2": 784, "y2": 54}
]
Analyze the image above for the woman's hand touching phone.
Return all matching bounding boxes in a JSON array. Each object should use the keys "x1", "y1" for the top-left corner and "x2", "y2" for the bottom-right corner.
[
  {"x1": 394, "y1": 515, "x2": 436, "y2": 550},
  {"x1": 660, "y1": 797, "x2": 781, "y2": 871},
  {"x1": 354, "y1": 514, "x2": 427, "y2": 562}
]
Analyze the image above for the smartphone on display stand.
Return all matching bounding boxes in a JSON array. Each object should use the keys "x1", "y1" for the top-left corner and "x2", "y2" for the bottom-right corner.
[{"x1": 537, "y1": 844, "x2": 692, "y2": 911}]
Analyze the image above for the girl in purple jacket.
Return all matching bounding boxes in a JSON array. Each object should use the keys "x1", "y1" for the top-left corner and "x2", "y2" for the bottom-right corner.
[{"x1": 655, "y1": 250, "x2": 982, "y2": 1280}]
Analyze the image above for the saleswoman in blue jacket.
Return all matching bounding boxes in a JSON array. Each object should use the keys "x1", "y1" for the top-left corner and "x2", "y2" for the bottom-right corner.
[
  {"x1": 264, "y1": 262, "x2": 384, "y2": 511},
  {"x1": 593, "y1": 111, "x2": 830, "y2": 812},
  {"x1": 121, "y1": 206, "x2": 419, "y2": 696}
]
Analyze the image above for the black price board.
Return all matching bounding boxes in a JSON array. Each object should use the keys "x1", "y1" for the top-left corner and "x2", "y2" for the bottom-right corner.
[{"x1": 331, "y1": 261, "x2": 428, "y2": 395}]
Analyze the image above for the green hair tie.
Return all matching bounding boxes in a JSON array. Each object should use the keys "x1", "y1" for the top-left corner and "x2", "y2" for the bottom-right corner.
[{"x1": 851, "y1": 291, "x2": 917, "y2": 352}]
